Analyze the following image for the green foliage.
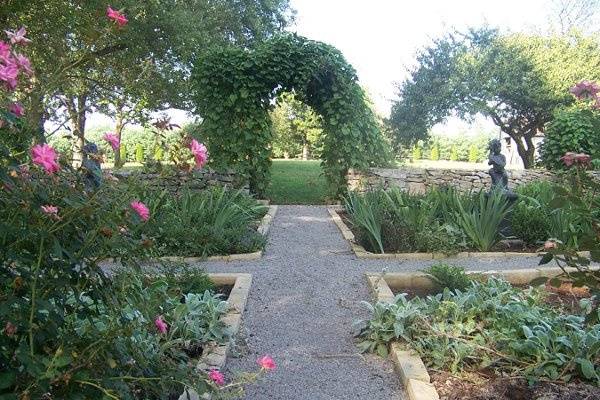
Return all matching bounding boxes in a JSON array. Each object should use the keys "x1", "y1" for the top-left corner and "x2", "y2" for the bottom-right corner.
[
  {"x1": 449, "y1": 145, "x2": 458, "y2": 161},
  {"x1": 468, "y1": 144, "x2": 479, "y2": 163},
  {"x1": 357, "y1": 278, "x2": 600, "y2": 383},
  {"x1": 539, "y1": 163, "x2": 600, "y2": 323},
  {"x1": 389, "y1": 28, "x2": 600, "y2": 168},
  {"x1": 412, "y1": 145, "x2": 422, "y2": 161},
  {"x1": 120, "y1": 142, "x2": 128, "y2": 163},
  {"x1": 541, "y1": 105, "x2": 600, "y2": 169},
  {"x1": 135, "y1": 143, "x2": 145, "y2": 163},
  {"x1": 270, "y1": 92, "x2": 324, "y2": 159},
  {"x1": 128, "y1": 185, "x2": 268, "y2": 257},
  {"x1": 344, "y1": 191, "x2": 385, "y2": 253},
  {"x1": 424, "y1": 264, "x2": 473, "y2": 292},
  {"x1": 344, "y1": 188, "x2": 467, "y2": 254},
  {"x1": 510, "y1": 199, "x2": 552, "y2": 246},
  {"x1": 191, "y1": 34, "x2": 389, "y2": 196},
  {"x1": 454, "y1": 190, "x2": 511, "y2": 251},
  {"x1": 429, "y1": 144, "x2": 440, "y2": 161},
  {"x1": 0, "y1": 162, "x2": 230, "y2": 398}
]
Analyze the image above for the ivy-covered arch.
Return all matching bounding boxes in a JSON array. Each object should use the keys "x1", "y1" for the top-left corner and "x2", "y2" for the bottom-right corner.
[{"x1": 191, "y1": 34, "x2": 388, "y2": 195}]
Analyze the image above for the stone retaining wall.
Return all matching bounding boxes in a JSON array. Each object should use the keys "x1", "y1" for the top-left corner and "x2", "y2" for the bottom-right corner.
[
  {"x1": 112, "y1": 169, "x2": 249, "y2": 194},
  {"x1": 347, "y1": 167, "x2": 600, "y2": 193}
]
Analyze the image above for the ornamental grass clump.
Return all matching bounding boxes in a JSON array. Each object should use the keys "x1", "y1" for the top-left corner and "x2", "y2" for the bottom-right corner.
[{"x1": 357, "y1": 277, "x2": 600, "y2": 383}]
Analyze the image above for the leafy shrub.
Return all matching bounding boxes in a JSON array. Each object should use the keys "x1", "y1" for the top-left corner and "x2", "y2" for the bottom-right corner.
[
  {"x1": 412, "y1": 145, "x2": 422, "y2": 161},
  {"x1": 429, "y1": 145, "x2": 440, "y2": 161},
  {"x1": 454, "y1": 190, "x2": 511, "y2": 251},
  {"x1": 424, "y1": 264, "x2": 473, "y2": 291},
  {"x1": 131, "y1": 185, "x2": 268, "y2": 257},
  {"x1": 468, "y1": 144, "x2": 479, "y2": 163},
  {"x1": 357, "y1": 278, "x2": 600, "y2": 383},
  {"x1": 344, "y1": 190, "x2": 385, "y2": 253},
  {"x1": 135, "y1": 142, "x2": 145, "y2": 163},
  {"x1": 510, "y1": 199, "x2": 551, "y2": 245},
  {"x1": 541, "y1": 106, "x2": 600, "y2": 170},
  {"x1": 449, "y1": 145, "x2": 458, "y2": 161}
]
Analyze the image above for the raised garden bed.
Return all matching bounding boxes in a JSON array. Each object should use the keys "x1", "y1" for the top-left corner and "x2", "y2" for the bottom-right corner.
[
  {"x1": 158, "y1": 205, "x2": 278, "y2": 263},
  {"x1": 362, "y1": 268, "x2": 600, "y2": 400},
  {"x1": 329, "y1": 206, "x2": 590, "y2": 260}
]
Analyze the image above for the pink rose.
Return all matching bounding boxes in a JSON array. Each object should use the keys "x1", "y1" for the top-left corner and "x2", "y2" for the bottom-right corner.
[
  {"x1": 103, "y1": 132, "x2": 120, "y2": 151},
  {"x1": 208, "y1": 369, "x2": 225, "y2": 386},
  {"x1": 130, "y1": 200, "x2": 150, "y2": 221},
  {"x1": 31, "y1": 144, "x2": 60, "y2": 174},
  {"x1": 189, "y1": 139, "x2": 208, "y2": 169},
  {"x1": 257, "y1": 355, "x2": 276, "y2": 370},
  {"x1": 4, "y1": 27, "x2": 31, "y2": 46},
  {"x1": 154, "y1": 316, "x2": 168, "y2": 334},
  {"x1": 8, "y1": 102, "x2": 24, "y2": 117},
  {"x1": 544, "y1": 240, "x2": 557, "y2": 250},
  {"x1": 41, "y1": 205, "x2": 59, "y2": 217},
  {"x1": 107, "y1": 6, "x2": 128, "y2": 27},
  {"x1": 570, "y1": 80, "x2": 600, "y2": 100}
]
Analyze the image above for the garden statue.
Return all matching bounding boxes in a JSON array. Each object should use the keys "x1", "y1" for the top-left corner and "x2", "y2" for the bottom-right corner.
[
  {"x1": 487, "y1": 139, "x2": 518, "y2": 198},
  {"x1": 82, "y1": 142, "x2": 103, "y2": 189}
]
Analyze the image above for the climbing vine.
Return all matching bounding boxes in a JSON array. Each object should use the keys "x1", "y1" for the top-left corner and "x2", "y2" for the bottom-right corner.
[{"x1": 191, "y1": 34, "x2": 389, "y2": 196}]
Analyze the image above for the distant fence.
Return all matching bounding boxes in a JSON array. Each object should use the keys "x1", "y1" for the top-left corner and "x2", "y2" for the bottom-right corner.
[{"x1": 347, "y1": 167, "x2": 600, "y2": 193}]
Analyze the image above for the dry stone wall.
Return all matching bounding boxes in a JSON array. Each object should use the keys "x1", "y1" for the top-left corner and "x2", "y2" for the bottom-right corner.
[
  {"x1": 111, "y1": 169, "x2": 249, "y2": 195},
  {"x1": 347, "y1": 167, "x2": 600, "y2": 193}
]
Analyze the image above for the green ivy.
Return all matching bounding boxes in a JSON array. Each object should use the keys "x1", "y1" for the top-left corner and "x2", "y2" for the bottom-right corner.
[{"x1": 191, "y1": 34, "x2": 389, "y2": 196}]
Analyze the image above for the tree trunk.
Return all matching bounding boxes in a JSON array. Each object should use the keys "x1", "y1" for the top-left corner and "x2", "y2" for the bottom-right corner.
[
  {"x1": 302, "y1": 141, "x2": 310, "y2": 160},
  {"x1": 114, "y1": 110, "x2": 126, "y2": 168},
  {"x1": 501, "y1": 128, "x2": 536, "y2": 169},
  {"x1": 26, "y1": 93, "x2": 47, "y2": 144},
  {"x1": 67, "y1": 94, "x2": 88, "y2": 167}
]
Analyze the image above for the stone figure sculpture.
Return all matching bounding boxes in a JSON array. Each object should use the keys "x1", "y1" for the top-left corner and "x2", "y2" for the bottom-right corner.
[
  {"x1": 82, "y1": 142, "x2": 103, "y2": 189},
  {"x1": 487, "y1": 138, "x2": 517, "y2": 200}
]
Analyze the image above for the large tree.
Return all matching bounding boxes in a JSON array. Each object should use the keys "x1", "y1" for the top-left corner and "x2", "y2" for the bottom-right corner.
[
  {"x1": 389, "y1": 28, "x2": 600, "y2": 168},
  {"x1": 0, "y1": 0, "x2": 293, "y2": 162}
]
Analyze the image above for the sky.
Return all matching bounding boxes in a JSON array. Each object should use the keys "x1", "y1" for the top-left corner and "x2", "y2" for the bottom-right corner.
[
  {"x1": 86, "y1": 0, "x2": 559, "y2": 132},
  {"x1": 288, "y1": 0, "x2": 551, "y2": 116}
]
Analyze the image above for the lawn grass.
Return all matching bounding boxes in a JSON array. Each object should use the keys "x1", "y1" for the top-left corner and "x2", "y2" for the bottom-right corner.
[{"x1": 266, "y1": 159, "x2": 330, "y2": 204}]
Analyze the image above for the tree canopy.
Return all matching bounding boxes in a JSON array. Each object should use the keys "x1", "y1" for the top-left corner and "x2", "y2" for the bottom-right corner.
[
  {"x1": 192, "y1": 34, "x2": 389, "y2": 195},
  {"x1": 0, "y1": 0, "x2": 292, "y2": 161},
  {"x1": 389, "y1": 28, "x2": 600, "y2": 168}
]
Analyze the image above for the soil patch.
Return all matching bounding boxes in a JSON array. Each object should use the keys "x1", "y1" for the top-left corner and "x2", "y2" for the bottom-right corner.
[{"x1": 432, "y1": 371, "x2": 600, "y2": 400}]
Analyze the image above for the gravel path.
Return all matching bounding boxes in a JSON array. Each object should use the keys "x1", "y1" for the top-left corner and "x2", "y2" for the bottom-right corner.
[{"x1": 197, "y1": 205, "x2": 555, "y2": 400}]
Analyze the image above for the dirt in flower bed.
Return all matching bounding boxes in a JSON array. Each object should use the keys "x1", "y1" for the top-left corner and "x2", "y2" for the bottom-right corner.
[{"x1": 432, "y1": 371, "x2": 600, "y2": 400}]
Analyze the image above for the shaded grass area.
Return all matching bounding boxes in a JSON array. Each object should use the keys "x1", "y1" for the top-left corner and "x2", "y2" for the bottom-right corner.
[{"x1": 266, "y1": 159, "x2": 329, "y2": 204}]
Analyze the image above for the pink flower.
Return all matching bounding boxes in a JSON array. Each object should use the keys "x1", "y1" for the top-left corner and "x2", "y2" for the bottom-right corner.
[
  {"x1": 8, "y1": 102, "x2": 24, "y2": 117},
  {"x1": 0, "y1": 62, "x2": 19, "y2": 90},
  {"x1": 154, "y1": 315, "x2": 168, "y2": 334},
  {"x1": 544, "y1": 240, "x2": 557, "y2": 250},
  {"x1": 257, "y1": 355, "x2": 276, "y2": 370},
  {"x1": 130, "y1": 200, "x2": 150, "y2": 221},
  {"x1": 41, "y1": 205, "x2": 59, "y2": 216},
  {"x1": 107, "y1": 7, "x2": 128, "y2": 27},
  {"x1": 560, "y1": 152, "x2": 592, "y2": 168},
  {"x1": 4, "y1": 27, "x2": 31, "y2": 46},
  {"x1": 189, "y1": 139, "x2": 208, "y2": 169},
  {"x1": 103, "y1": 132, "x2": 120, "y2": 151},
  {"x1": 3, "y1": 321, "x2": 16, "y2": 337},
  {"x1": 570, "y1": 80, "x2": 600, "y2": 100},
  {"x1": 14, "y1": 54, "x2": 32, "y2": 76},
  {"x1": 208, "y1": 369, "x2": 225, "y2": 386},
  {"x1": 31, "y1": 144, "x2": 60, "y2": 174},
  {"x1": 0, "y1": 41, "x2": 10, "y2": 61}
]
